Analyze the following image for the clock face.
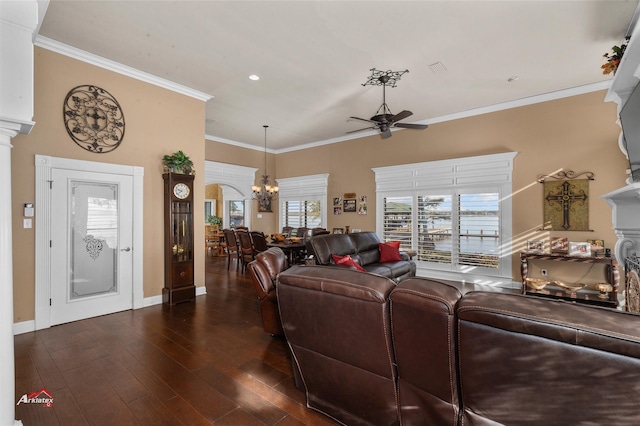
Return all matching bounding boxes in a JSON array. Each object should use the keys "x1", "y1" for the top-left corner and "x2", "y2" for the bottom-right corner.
[{"x1": 173, "y1": 183, "x2": 190, "y2": 199}]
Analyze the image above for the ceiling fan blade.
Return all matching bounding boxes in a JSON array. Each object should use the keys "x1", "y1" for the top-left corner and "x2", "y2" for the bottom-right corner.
[
  {"x1": 395, "y1": 123, "x2": 429, "y2": 130},
  {"x1": 391, "y1": 110, "x2": 413, "y2": 122},
  {"x1": 346, "y1": 126, "x2": 376, "y2": 134},
  {"x1": 349, "y1": 116, "x2": 376, "y2": 124},
  {"x1": 381, "y1": 128, "x2": 392, "y2": 139}
]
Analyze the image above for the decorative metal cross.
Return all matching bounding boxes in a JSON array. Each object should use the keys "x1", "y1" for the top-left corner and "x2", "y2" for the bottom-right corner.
[{"x1": 545, "y1": 180, "x2": 588, "y2": 230}]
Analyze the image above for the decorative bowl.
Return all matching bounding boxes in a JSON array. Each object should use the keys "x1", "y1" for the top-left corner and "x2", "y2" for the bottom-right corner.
[
  {"x1": 271, "y1": 233, "x2": 285, "y2": 242},
  {"x1": 596, "y1": 283, "x2": 613, "y2": 299},
  {"x1": 289, "y1": 236, "x2": 301, "y2": 243},
  {"x1": 554, "y1": 281, "x2": 585, "y2": 294},
  {"x1": 525, "y1": 278, "x2": 549, "y2": 290}
]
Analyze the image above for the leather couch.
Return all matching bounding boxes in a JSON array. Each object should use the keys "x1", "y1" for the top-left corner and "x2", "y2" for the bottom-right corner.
[
  {"x1": 247, "y1": 247, "x2": 287, "y2": 336},
  {"x1": 277, "y1": 265, "x2": 640, "y2": 426},
  {"x1": 306, "y1": 231, "x2": 416, "y2": 281}
]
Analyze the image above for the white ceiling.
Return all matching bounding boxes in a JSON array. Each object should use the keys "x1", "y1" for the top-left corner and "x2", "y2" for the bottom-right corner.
[{"x1": 37, "y1": 0, "x2": 639, "y2": 151}]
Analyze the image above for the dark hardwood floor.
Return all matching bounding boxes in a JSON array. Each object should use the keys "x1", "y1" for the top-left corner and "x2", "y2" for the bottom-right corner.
[{"x1": 14, "y1": 254, "x2": 337, "y2": 425}]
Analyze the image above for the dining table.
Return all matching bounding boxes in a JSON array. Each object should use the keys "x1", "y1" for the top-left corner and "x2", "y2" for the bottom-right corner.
[{"x1": 266, "y1": 240, "x2": 307, "y2": 266}]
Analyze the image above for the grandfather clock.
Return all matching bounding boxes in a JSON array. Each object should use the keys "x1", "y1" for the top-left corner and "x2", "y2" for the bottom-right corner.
[{"x1": 163, "y1": 172, "x2": 196, "y2": 305}]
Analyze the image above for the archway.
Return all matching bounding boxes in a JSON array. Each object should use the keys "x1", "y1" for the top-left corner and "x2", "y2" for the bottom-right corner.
[{"x1": 204, "y1": 161, "x2": 257, "y2": 229}]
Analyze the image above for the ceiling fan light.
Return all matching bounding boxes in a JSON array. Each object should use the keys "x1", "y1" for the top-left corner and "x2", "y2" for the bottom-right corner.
[{"x1": 349, "y1": 68, "x2": 428, "y2": 140}]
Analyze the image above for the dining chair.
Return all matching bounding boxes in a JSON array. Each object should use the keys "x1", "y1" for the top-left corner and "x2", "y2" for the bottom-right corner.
[
  {"x1": 282, "y1": 226, "x2": 293, "y2": 237},
  {"x1": 250, "y1": 231, "x2": 269, "y2": 255},
  {"x1": 205, "y1": 225, "x2": 219, "y2": 256},
  {"x1": 236, "y1": 228, "x2": 255, "y2": 273},
  {"x1": 222, "y1": 228, "x2": 241, "y2": 271}
]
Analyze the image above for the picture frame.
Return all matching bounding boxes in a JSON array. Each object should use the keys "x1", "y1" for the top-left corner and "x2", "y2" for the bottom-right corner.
[
  {"x1": 569, "y1": 241, "x2": 591, "y2": 257},
  {"x1": 333, "y1": 206, "x2": 342, "y2": 215},
  {"x1": 550, "y1": 237, "x2": 568, "y2": 253},
  {"x1": 527, "y1": 240, "x2": 545, "y2": 253},
  {"x1": 332, "y1": 227, "x2": 344, "y2": 234},
  {"x1": 257, "y1": 198, "x2": 272, "y2": 213},
  {"x1": 588, "y1": 239, "x2": 605, "y2": 256},
  {"x1": 333, "y1": 197, "x2": 342, "y2": 206},
  {"x1": 358, "y1": 195, "x2": 367, "y2": 215},
  {"x1": 343, "y1": 198, "x2": 357, "y2": 213}
]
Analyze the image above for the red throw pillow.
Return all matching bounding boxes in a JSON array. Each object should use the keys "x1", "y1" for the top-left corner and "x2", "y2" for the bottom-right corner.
[
  {"x1": 379, "y1": 241, "x2": 402, "y2": 262},
  {"x1": 331, "y1": 254, "x2": 366, "y2": 272}
]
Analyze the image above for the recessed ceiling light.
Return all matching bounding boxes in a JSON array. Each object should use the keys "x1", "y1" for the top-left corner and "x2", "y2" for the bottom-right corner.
[
  {"x1": 507, "y1": 76, "x2": 519, "y2": 82},
  {"x1": 249, "y1": 74, "x2": 260, "y2": 81}
]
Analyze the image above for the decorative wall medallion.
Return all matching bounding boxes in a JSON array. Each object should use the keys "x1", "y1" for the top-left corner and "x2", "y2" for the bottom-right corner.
[
  {"x1": 63, "y1": 85, "x2": 125, "y2": 153},
  {"x1": 83, "y1": 234, "x2": 104, "y2": 260}
]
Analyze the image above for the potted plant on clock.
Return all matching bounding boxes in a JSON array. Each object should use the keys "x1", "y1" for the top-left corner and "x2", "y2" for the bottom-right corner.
[{"x1": 162, "y1": 150, "x2": 194, "y2": 174}]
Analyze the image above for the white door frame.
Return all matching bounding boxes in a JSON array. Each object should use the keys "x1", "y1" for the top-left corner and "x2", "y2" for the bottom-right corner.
[{"x1": 35, "y1": 155, "x2": 144, "y2": 330}]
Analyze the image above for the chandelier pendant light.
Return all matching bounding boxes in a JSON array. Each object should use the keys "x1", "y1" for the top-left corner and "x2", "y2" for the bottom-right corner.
[{"x1": 252, "y1": 125, "x2": 278, "y2": 211}]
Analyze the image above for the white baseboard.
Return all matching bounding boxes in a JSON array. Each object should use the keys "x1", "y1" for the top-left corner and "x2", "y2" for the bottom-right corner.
[
  {"x1": 13, "y1": 320, "x2": 35, "y2": 335},
  {"x1": 143, "y1": 285, "x2": 207, "y2": 307},
  {"x1": 143, "y1": 294, "x2": 163, "y2": 307},
  {"x1": 13, "y1": 286, "x2": 207, "y2": 335}
]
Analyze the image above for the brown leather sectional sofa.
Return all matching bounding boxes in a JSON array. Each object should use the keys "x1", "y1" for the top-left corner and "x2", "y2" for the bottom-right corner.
[
  {"x1": 248, "y1": 247, "x2": 288, "y2": 336},
  {"x1": 277, "y1": 265, "x2": 640, "y2": 426},
  {"x1": 306, "y1": 231, "x2": 416, "y2": 281}
]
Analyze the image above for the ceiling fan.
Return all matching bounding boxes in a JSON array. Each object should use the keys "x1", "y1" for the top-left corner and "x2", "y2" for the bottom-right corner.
[{"x1": 348, "y1": 70, "x2": 428, "y2": 139}]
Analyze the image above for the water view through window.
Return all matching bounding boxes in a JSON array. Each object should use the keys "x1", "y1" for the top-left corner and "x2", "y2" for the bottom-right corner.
[{"x1": 384, "y1": 193, "x2": 500, "y2": 268}]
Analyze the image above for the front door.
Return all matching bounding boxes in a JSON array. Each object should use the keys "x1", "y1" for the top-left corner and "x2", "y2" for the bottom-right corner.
[{"x1": 50, "y1": 168, "x2": 134, "y2": 325}]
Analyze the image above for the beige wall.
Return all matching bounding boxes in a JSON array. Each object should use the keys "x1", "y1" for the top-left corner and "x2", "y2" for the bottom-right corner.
[
  {"x1": 11, "y1": 48, "x2": 206, "y2": 322},
  {"x1": 209, "y1": 90, "x2": 628, "y2": 280},
  {"x1": 205, "y1": 183, "x2": 223, "y2": 217},
  {"x1": 11, "y1": 48, "x2": 628, "y2": 323}
]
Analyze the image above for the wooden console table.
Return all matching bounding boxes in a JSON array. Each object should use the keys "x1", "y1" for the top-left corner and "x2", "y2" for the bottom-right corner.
[{"x1": 520, "y1": 251, "x2": 619, "y2": 308}]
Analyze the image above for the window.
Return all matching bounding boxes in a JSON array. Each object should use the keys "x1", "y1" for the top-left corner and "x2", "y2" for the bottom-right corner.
[
  {"x1": 282, "y1": 200, "x2": 322, "y2": 228},
  {"x1": 204, "y1": 199, "x2": 216, "y2": 223},
  {"x1": 229, "y1": 200, "x2": 245, "y2": 228},
  {"x1": 277, "y1": 174, "x2": 329, "y2": 231},
  {"x1": 374, "y1": 153, "x2": 516, "y2": 284}
]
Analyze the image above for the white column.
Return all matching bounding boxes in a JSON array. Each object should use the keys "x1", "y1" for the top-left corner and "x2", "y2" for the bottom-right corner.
[
  {"x1": 602, "y1": 183, "x2": 640, "y2": 265},
  {"x1": 1, "y1": 1, "x2": 39, "y2": 424},
  {"x1": 0, "y1": 129, "x2": 21, "y2": 426}
]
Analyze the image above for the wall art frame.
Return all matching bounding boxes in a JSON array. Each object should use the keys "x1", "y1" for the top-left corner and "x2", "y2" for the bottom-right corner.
[{"x1": 538, "y1": 170, "x2": 594, "y2": 231}]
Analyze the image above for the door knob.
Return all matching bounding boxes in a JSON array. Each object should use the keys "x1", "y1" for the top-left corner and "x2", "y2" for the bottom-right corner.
[{"x1": 120, "y1": 247, "x2": 131, "y2": 252}]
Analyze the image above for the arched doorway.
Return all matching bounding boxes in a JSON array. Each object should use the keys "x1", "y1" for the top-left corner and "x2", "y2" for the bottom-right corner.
[{"x1": 204, "y1": 161, "x2": 257, "y2": 229}]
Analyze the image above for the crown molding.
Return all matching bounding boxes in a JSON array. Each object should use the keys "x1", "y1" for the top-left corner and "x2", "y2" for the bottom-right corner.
[
  {"x1": 34, "y1": 35, "x2": 213, "y2": 102},
  {"x1": 207, "y1": 80, "x2": 612, "y2": 154},
  {"x1": 420, "y1": 80, "x2": 612, "y2": 127},
  {"x1": 205, "y1": 134, "x2": 277, "y2": 154}
]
